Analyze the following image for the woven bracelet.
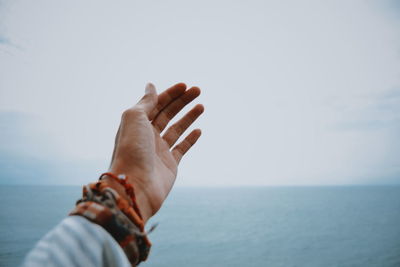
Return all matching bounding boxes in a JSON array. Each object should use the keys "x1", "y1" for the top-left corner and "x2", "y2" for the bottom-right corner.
[
  {"x1": 99, "y1": 172, "x2": 144, "y2": 220},
  {"x1": 69, "y1": 178, "x2": 154, "y2": 266}
]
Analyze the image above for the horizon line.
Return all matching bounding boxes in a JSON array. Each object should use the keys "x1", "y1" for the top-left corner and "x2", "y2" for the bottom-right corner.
[{"x1": 1, "y1": 183, "x2": 399, "y2": 187}]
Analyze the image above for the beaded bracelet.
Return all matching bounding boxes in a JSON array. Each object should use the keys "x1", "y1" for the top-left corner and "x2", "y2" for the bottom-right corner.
[
  {"x1": 99, "y1": 172, "x2": 143, "y2": 220},
  {"x1": 69, "y1": 174, "x2": 154, "y2": 266}
]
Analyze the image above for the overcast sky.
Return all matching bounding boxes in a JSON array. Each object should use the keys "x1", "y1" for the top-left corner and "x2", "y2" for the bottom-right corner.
[{"x1": 0, "y1": 0, "x2": 399, "y2": 186}]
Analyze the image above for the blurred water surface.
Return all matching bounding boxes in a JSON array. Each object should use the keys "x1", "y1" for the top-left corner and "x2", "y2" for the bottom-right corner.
[{"x1": 0, "y1": 185, "x2": 399, "y2": 267}]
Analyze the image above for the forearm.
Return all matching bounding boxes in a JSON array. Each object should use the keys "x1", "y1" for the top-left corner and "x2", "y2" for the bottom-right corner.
[
  {"x1": 22, "y1": 216, "x2": 130, "y2": 267},
  {"x1": 24, "y1": 174, "x2": 152, "y2": 267}
]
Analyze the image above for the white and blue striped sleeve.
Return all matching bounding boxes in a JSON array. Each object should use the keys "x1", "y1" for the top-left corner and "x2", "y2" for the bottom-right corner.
[{"x1": 22, "y1": 215, "x2": 131, "y2": 267}]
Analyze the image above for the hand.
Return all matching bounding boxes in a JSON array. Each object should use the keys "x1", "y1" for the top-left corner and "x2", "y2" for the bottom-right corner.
[{"x1": 108, "y1": 83, "x2": 204, "y2": 223}]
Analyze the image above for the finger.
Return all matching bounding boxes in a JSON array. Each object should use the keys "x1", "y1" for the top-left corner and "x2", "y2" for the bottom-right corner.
[
  {"x1": 172, "y1": 129, "x2": 202, "y2": 164},
  {"x1": 152, "y1": 87, "x2": 201, "y2": 133},
  {"x1": 163, "y1": 104, "x2": 204, "y2": 147},
  {"x1": 149, "y1": 83, "x2": 187, "y2": 121},
  {"x1": 136, "y1": 83, "x2": 158, "y2": 117}
]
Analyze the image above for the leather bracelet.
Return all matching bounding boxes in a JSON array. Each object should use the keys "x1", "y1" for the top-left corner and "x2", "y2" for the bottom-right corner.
[
  {"x1": 99, "y1": 172, "x2": 143, "y2": 220},
  {"x1": 69, "y1": 180, "x2": 152, "y2": 266}
]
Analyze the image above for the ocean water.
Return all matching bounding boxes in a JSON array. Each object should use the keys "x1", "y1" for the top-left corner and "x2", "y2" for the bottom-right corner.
[{"x1": 0, "y1": 186, "x2": 399, "y2": 267}]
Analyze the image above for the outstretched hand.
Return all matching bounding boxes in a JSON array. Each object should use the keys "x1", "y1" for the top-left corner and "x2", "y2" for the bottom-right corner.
[{"x1": 108, "y1": 83, "x2": 204, "y2": 223}]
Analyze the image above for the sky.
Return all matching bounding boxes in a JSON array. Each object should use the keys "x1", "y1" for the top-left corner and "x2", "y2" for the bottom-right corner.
[{"x1": 0, "y1": 0, "x2": 399, "y2": 186}]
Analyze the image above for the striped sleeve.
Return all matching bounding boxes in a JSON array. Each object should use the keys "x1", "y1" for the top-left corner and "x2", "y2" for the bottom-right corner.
[{"x1": 22, "y1": 216, "x2": 131, "y2": 267}]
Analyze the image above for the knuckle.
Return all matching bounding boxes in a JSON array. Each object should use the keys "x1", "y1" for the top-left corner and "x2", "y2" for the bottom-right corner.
[
  {"x1": 121, "y1": 109, "x2": 130, "y2": 120},
  {"x1": 121, "y1": 108, "x2": 142, "y2": 120},
  {"x1": 176, "y1": 145, "x2": 184, "y2": 154},
  {"x1": 170, "y1": 123, "x2": 181, "y2": 134},
  {"x1": 179, "y1": 141, "x2": 189, "y2": 152},
  {"x1": 121, "y1": 109, "x2": 132, "y2": 120},
  {"x1": 164, "y1": 110, "x2": 174, "y2": 120},
  {"x1": 150, "y1": 93, "x2": 158, "y2": 104},
  {"x1": 184, "y1": 139, "x2": 192, "y2": 149},
  {"x1": 142, "y1": 94, "x2": 157, "y2": 107},
  {"x1": 175, "y1": 124, "x2": 184, "y2": 135},
  {"x1": 163, "y1": 135, "x2": 172, "y2": 145}
]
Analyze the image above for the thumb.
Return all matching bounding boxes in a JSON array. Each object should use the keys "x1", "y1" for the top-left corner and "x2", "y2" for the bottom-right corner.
[
  {"x1": 145, "y1": 82, "x2": 157, "y2": 95},
  {"x1": 137, "y1": 82, "x2": 158, "y2": 116}
]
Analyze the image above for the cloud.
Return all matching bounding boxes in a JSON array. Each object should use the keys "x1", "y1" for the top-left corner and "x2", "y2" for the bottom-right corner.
[
  {"x1": 386, "y1": 0, "x2": 400, "y2": 13},
  {"x1": 0, "y1": 111, "x2": 105, "y2": 185},
  {"x1": 0, "y1": 111, "x2": 54, "y2": 184},
  {"x1": 377, "y1": 0, "x2": 400, "y2": 21},
  {"x1": 0, "y1": 36, "x2": 20, "y2": 50},
  {"x1": 0, "y1": 1, "x2": 21, "y2": 52},
  {"x1": 0, "y1": 36, "x2": 9, "y2": 45},
  {"x1": 330, "y1": 87, "x2": 400, "y2": 184},
  {"x1": 336, "y1": 87, "x2": 400, "y2": 131}
]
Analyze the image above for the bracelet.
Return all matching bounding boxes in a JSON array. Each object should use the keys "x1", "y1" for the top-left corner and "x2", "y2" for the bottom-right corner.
[
  {"x1": 69, "y1": 175, "x2": 154, "y2": 266},
  {"x1": 99, "y1": 172, "x2": 143, "y2": 220}
]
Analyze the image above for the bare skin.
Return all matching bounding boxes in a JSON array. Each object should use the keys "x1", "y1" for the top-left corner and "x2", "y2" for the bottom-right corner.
[{"x1": 103, "y1": 83, "x2": 204, "y2": 223}]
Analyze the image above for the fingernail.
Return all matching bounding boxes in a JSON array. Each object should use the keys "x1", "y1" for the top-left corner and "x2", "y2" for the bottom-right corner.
[{"x1": 145, "y1": 83, "x2": 155, "y2": 94}]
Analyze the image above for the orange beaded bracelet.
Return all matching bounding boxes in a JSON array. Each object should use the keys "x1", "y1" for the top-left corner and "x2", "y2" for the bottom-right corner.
[
  {"x1": 99, "y1": 172, "x2": 143, "y2": 220},
  {"x1": 70, "y1": 173, "x2": 153, "y2": 265}
]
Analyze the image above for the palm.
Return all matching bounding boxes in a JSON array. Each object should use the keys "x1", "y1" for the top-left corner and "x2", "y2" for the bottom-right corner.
[
  {"x1": 146, "y1": 128, "x2": 179, "y2": 201},
  {"x1": 154, "y1": 127, "x2": 178, "y2": 177}
]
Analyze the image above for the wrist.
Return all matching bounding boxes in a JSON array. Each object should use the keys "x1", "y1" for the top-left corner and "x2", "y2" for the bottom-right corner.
[
  {"x1": 71, "y1": 177, "x2": 153, "y2": 264},
  {"x1": 102, "y1": 173, "x2": 153, "y2": 224},
  {"x1": 133, "y1": 187, "x2": 153, "y2": 224},
  {"x1": 101, "y1": 176, "x2": 129, "y2": 202}
]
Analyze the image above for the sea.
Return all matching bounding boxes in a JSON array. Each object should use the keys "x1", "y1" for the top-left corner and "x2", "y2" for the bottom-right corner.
[{"x1": 0, "y1": 185, "x2": 399, "y2": 267}]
